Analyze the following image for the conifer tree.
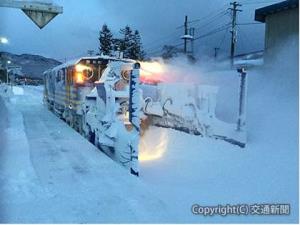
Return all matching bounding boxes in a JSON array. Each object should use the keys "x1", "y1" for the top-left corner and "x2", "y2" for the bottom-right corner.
[
  {"x1": 119, "y1": 26, "x2": 134, "y2": 58},
  {"x1": 99, "y1": 24, "x2": 113, "y2": 56},
  {"x1": 130, "y1": 30, "x2": 145, "y2": 60}
]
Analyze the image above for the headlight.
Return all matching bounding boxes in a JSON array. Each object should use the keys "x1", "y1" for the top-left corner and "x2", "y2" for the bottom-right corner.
[{"x1": 75, "y1": 72, "x2": 84, "y2": 84}]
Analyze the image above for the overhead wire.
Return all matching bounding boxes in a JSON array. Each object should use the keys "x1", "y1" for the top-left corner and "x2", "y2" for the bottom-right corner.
[
  {"x1": 147, "y1": 1, "x2": 270, "y2": 57},
  {"x1": 176, "y1": 3, "x2": 229, "y2": 29},
  {"x1": 194, "y1": 11, "x2": 230, "y2": 31},
  {"x1": 218, "y1": 26, "x2": 230, "y2": 50},
  {"x1": 143, "y1": 29, "x2": 182, "y2": 51},
  {"x1": 147, "y1": 42, "x2": 183, "y2": 56},
  {"x1": 239, "y1": 0, "x2": 281, "y2": 5},
  {"x1": 237, "y1": 22, "x2": 263, "y2": 25},
  {"x1": 193, "y1": 23, "x2": 231, "y2": 41}
]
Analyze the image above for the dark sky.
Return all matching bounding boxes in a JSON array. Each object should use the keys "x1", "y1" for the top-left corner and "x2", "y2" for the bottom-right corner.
[{"x1": 0, "y1": 0, "x2": 281, "y2": 61}]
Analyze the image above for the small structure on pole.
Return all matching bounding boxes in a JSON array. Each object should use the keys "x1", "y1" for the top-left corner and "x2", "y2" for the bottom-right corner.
[{"x1": 181, "y1": 15, "x2": 195, "y2": 58}]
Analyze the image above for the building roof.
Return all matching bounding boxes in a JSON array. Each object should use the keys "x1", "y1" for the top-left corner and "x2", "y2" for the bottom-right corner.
[{"x1": 255, "y1": 0, "x2": 299, "y2": 22}]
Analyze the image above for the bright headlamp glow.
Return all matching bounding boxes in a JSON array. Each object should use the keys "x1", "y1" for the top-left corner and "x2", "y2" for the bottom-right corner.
[
  {"x1": 139, "y1": 128, "x2": 168, "y2": 161},
  {"x1": 74, "y1": 64, "x2": 93, "y2": 83},
  {"x1": 75, "y1": 64, "x2": 91, "y2": 72},
  {"x1": 75, "y1": 72, "x2": 84, "y2": 84}
]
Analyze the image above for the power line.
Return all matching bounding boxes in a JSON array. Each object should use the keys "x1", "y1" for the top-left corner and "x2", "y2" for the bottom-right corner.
[
  {"x1": 145, "y1": 39, "x2": 181, "y2": 55},
  {"x1": 143, "y1": 29, "x2": 181, "y2": 50},
  {"x1": 218, "y1": 26, "x2": 230, "y2": 50},
  {"x1": 148, "y1": 43, "x2": 184, "y2": 55},
  {"x1": 237, "y1": 27, "x2": 246, "y2": 54},
  {"x1": 146, "y1": 42, "x2": 184, "y2": 56},
  {"x1": 176, "y1": 3, "x2": 229, "y2": 29},
  {"x1": 146, "y1": 22, "x2": 231, "y2": 56},
  {"x1": 144, "y1": 35, "x2": 180, "y2": 52},
  {"x1": 194, "y1": 24, "x2": 231, "y2": 41},
  {"x1": 188, "y1": 9, "x2": 226, "y2": 24},
  {"x1": 240, "y1": 0, "x2": 280, "y2": 5},
  {"x1": 146, "y1": 2, "x2": 232, "y2": 57},
  {"x1": 194, "y1": 11, "x2": 230, "y2": 30},
  {"x1": 147, "y1": 24, "x2": 231, "y2": 56},
  {"x1": 237, "y1": 22, "x2": 262, "y2": 25},
  {"x1": 192, "y1": 10, "x2": 229, "y2": 28},
  {"x1": 146, "y1": 2, "x2": 245, "y2": 58},
  {"x1": 214, "y1": 26, "x2": 230, "y2": 59}
]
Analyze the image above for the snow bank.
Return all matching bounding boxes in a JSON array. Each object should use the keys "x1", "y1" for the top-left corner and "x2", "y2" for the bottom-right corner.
[
  {"x1": 140, "y1": 40, "x2": 298, "y2": 223},
  {"x1": 12, "y1": 86, "x2": 24, "y2": 95}
]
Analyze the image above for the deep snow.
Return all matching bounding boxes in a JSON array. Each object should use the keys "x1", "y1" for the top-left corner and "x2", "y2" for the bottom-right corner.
[
  {"x1": 0, "y1": 61, "x2": 298, "y2": 223},
  {"x1": 0, "y1": 86, "x2": 173, "y2": 223},
  {"x1": 139, "y1": 65, "x2": 298, "y2": 223}
]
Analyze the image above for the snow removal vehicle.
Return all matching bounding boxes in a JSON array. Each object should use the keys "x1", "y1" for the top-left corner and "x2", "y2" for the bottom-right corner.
[{"x1": 43, "y1": 56, "x2": 246, "y2": 176}]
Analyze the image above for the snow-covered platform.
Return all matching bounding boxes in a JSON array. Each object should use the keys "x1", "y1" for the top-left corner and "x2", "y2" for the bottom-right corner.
[{"x1": 0, "y1": 86, "x2": 171, "y2": 223}]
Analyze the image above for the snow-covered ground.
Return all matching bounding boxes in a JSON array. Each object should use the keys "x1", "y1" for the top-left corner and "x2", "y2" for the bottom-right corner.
[
  {"x1": 139, "y1": 66, "x2": 298, "y2": 223},
  {"x1": 0, "y1": 86, "x2": 173, "y2": 223},
  {"x1": 0, "y1": 61, "x2": 298, "y2": 224}
]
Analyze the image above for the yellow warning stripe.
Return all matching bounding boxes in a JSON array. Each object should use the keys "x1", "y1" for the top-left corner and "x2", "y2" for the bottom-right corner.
[
  {"x1": 45, "y1": 91, "x2": 79, "y2": 101},
  {"x1": 45, "y1": 93, "x2": 81, "y2": 105},
  {"x1": 55, "y1": 89, "x2": 77, "y2": 94},
  {"x1": 55, "y1": 91, "x2": 78, "y2": 98}
]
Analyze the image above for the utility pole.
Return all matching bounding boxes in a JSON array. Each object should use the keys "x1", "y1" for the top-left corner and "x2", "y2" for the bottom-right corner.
[
  {"x1": 184, "y1": 15, "x2": 188, "y2": 54},
  {"x1": 228, "y1": 1, "x2": 242, "y2": 67},
  {"x1": 237, "y1": 67, "x2": 247, "y2": 132},
  {"x1": 181, "y1": 16, "x2": 195, "y2": 57}
]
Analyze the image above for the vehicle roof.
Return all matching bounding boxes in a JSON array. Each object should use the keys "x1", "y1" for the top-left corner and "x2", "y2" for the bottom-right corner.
[{"x1": 45, "y1": 55, "x2": 135, "y2": 74}]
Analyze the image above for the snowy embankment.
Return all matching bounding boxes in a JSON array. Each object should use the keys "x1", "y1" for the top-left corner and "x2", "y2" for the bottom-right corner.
[
  {"x1": 139, "y1": 65, "x2": 298, "y2": 223},
  {"x1": 0, "y1": 86, "x2": 173, "y2": 223}
]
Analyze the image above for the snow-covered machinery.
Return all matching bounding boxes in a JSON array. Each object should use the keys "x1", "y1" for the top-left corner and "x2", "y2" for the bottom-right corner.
[
  {"x1": 44, "y1": 56, "x2": 141, "y2": 175},
  {"x1": 82, "y1": 60, "x2": 141, "y2": 176},
  {"x1": 44, "y1": 56, "x2": 246, "y2": 176}
]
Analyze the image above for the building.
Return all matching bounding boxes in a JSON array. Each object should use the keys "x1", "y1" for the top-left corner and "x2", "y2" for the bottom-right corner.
[{"x1": 255, "y1": 0, "x2": 299, "y2": 68}]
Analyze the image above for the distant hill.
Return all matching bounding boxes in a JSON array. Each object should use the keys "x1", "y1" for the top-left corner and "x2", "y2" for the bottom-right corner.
[{"x1": 0, "y1": 52, "x2": 61, "y2": 79}]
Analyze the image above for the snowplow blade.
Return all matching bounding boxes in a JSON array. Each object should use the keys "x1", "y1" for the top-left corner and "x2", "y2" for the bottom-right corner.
[{"x1": 140, "y1": 83, "x2": 246, "y2": 148}]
